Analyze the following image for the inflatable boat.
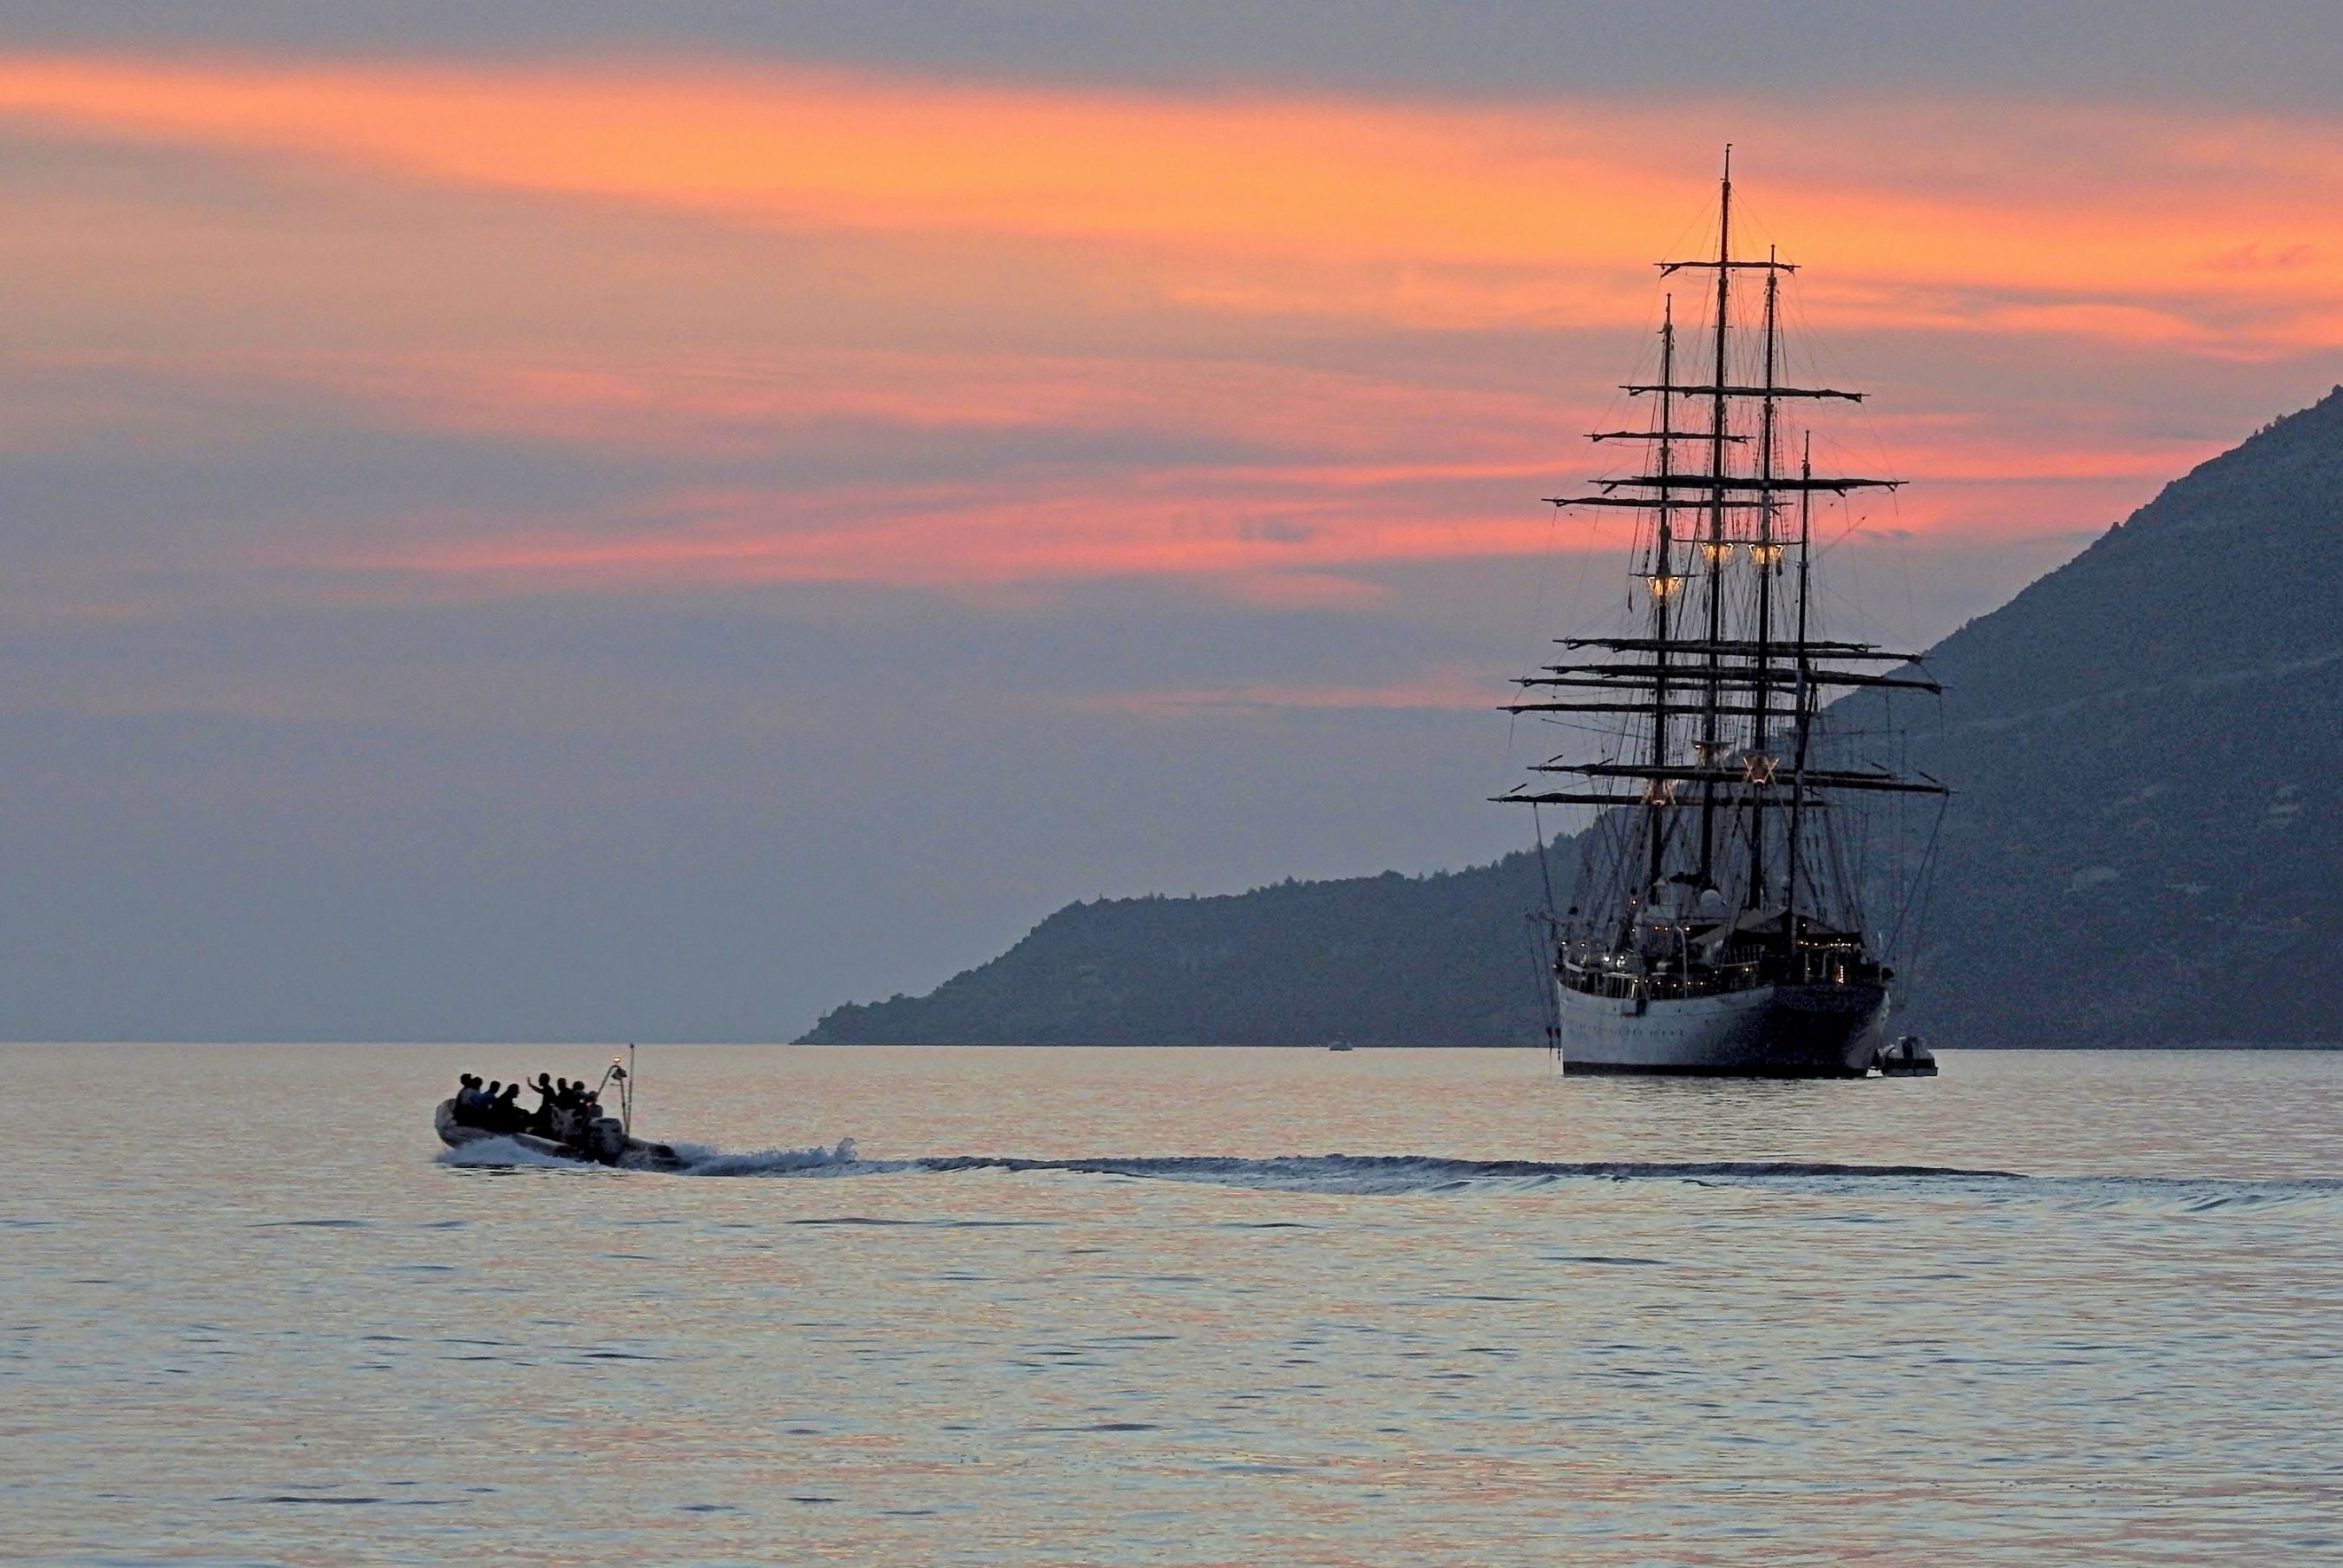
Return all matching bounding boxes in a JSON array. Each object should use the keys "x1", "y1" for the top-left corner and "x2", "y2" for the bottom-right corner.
[
  {"x1": 434, "y1": 1099, "x2": 686, "y2": 1171},
  {"x1": 1874, "y1": 1036, "x2": 1939, "y2": 1078}
]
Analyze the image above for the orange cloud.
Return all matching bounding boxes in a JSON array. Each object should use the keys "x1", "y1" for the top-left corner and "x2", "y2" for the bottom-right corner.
[
  {"x1": 292, "y1": 445, "x2": 2132, "y2": 615},
  {"x1": 0, "y1": 50, "x2": 2329, "y2": 607},
  {"x1": 314, "y1": 483, "x2": 1559, "y2": 593},
  {"x1": 206, "y1": 346, "x2": 1566, "y2": 466},
  {"x1": 0, "y1": 55, "x2": 2338, "y2": 346}
]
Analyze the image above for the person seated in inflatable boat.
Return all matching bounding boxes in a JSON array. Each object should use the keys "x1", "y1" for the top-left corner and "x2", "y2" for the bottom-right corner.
[
  {"x1": 484, "y1": 1082, "x2": 528, "y2": 1133},
  {"x1": 527, "y1": 1073, "x2": 561, "y2": 1136},
  {"x1": 534, "y1": 1079, "x2": 594, "y2": 1144},
  {"x1": 450, "y1": 1073, "x2": 547, "y2": 1136},
  {"x1": 450, "y1": 1073, "x2": 489, "y2": 1123}
]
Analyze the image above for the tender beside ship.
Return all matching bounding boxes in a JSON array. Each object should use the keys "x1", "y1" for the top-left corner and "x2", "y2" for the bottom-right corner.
[{"x1": 1499, "y1": 154, "x2": 1947, "y2": 1078}]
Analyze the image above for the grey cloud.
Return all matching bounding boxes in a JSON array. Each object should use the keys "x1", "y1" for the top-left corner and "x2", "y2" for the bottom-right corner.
[{"x1": 4, "y1": 2, "x2": 2338, "y2": 109}]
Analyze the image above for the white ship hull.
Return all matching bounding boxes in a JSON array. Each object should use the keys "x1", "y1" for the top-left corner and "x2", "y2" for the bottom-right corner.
[{"x1": 1555, "y1": 980, "x2": 1887, "y2": 1078}]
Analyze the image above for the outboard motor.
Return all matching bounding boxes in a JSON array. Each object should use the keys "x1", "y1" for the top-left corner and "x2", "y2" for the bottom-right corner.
[{"x1": 583, "y1": 1115, "x2": 629, "y2": 1165}]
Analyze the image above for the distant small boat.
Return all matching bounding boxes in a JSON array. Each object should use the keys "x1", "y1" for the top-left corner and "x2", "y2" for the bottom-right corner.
[
  {"x1": 434, "y1": 1061, "x2": 687, "y2": 1172},
  {"x1": 1875, "y1": 1036, "x2": 1938, "y2": 1078},
  {"x1": 436, "y1": 1098, "x2": 686, "y2": 1169},
  {"x1": 1327, "y1": 1040, "x2": 1355, "y2": 1053}
]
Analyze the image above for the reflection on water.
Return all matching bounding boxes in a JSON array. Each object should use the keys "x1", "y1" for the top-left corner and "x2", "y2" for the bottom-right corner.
[{"x1": 5, "y1": 1045, "x2": 2340, "y2": 1566}]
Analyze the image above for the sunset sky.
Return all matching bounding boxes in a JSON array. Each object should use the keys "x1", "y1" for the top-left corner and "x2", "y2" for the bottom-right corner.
[{"x1": 3, "y1": 3, "x2": 2339, "y2": 1038}]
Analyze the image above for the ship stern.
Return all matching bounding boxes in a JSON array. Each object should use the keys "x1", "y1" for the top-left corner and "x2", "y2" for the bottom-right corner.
[{"x1": 1765, "y1": 981, "x2": 1889, "y2": 1078}]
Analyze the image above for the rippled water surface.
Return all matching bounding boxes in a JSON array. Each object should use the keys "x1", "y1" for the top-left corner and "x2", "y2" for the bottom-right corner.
[{"x1": 6, "y1": 1045, "x2": 2340, "y2": 1565}]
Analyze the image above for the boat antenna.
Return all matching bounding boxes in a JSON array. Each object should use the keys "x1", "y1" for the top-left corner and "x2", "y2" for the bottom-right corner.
[{"x1": 594, "y1": 1045, "x2": 635, "y2": 1136}]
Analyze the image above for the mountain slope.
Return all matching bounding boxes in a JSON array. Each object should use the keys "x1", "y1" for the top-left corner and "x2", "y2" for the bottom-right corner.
[
  {"x1": 1881, "y1": 386, "x2": 2343, "y2": 1043},
  {"x1": 803, "y1": 850, "x2": 1572, "y2": 1046},
  {"x1": 804, "y1": 389, "x2": 2343, "y2": 1046}
]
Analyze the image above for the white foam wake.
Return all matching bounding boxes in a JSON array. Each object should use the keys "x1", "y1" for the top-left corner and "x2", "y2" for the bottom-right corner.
[
  {"x1": 436, "y1": 1134, "x2": 861, "y2": 1175},
  {"x1": 667, "y1": 1138, "x2": 861, "y2": 1177},
  {"x1": 436, "y1": 1135, "x2": 581, "y2": 1170},
  {"x1": 435, "y1": 1141, "x2": 2343, "y2": 1209}
]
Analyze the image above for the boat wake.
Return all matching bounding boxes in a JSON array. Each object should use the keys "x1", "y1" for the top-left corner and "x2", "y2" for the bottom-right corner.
[
  {"x1": 444, "y1": 1141, "x2": 2015, "y2": 1188},
  {"x1": 438, "y1": 1136, "x2": 860, "y2": 1174},
  {"x1": 438, "y1": 1142, "x2": 2343, "y2": 1206},
  {"x1": 438, "y1": 1135, "x2": 583, "y2": 1170},
  {"x1": 895, "y1": 1152, "x2": 2025, "y2": 1193},
  {"x1": 665, "y1": 1139, "x2": 862, "y2": 1177}
]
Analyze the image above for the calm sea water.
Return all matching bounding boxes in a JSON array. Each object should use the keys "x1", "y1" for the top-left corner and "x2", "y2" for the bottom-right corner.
[{"x1": 4, "y1": 1045, "x2": 2340, "y2": 1566}]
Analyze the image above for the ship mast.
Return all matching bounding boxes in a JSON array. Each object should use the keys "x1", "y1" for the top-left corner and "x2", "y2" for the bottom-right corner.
[
  {"x1": 1745, "y1": 249, "x2": 1782, "y2": 910},
  {"x1": 1785, "y1": 433, "x2": 1815, "y2": 955},
  {"x1": 1499, "y1": 151, "x2": 1944, "y2": 938},
  {"x1": 1695, "y1": 150, "x2": 1733, "y2": 890},
  {"x1": 1643, "y1": 301, "x2": 1681, "y2": 902}
]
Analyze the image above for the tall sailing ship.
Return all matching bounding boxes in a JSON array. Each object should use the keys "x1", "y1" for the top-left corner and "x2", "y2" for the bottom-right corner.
[{"x1": 1500, "y1": 155, "x2": 1947, "y2": 1077}]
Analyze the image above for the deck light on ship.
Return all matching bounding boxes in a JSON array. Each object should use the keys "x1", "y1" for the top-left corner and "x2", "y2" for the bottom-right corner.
[{"x1": 1644, "y1": 572, "x2": 1686, "y2": 599}]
